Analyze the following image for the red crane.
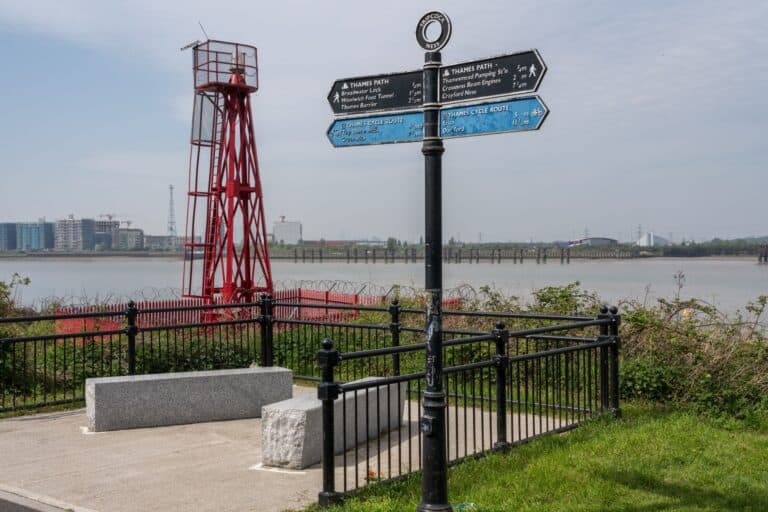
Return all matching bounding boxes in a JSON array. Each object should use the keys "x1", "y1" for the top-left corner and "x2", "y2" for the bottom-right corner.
[{"x1": 182, "y1": 40, "x2": 273, "y2": 304}]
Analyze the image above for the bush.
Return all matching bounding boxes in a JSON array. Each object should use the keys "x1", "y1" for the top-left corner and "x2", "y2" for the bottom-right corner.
[
  {"x1": 462, "y1": 281, "x2": 767, "y2": 419},
  {"x1": 620, "y1": 358, "x2": 676, "y2": 401}
]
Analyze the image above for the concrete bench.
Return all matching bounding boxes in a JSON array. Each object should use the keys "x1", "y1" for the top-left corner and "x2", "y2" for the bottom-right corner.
[
  {"x1": 86, "y1": 367, "x2": 292, "y2": 432},
  {"x1": 261, "y1": 377, "x2": 407, "y2": 469}
]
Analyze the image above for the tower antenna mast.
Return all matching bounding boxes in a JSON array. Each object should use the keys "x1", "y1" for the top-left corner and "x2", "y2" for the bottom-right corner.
[{"x1": 167, "y1": 185, "x2": 177, "y2": 237}]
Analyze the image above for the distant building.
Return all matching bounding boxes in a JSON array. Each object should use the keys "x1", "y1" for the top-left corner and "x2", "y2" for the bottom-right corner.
[
  {"x1": 144, "y1": 235, "x2": 182, "y2": 251},
  {"x1": 273, "y1": 217, "x2": 302, "y2": 245},
  {"x1": 0, "y1": 223, "x2": 17, "y2": 251},
  {"x1": 16, "y1": 220, "x2": 55, "y2": 251},
  {"x1": 117, "y1": 229, "x2": 144, "y2": 250},
  {"x1": 568, "y1": 237, "x2": 618, "y2": 247},
  {"x1": 55, "y1": 216, "x2": 96, "y2": 251},
  {"x1": 636, "y1": 232, "x2": 670, "y2": 247},
  {"x1": 95, "y1": 220, "x2": 120, "y2": 249}
]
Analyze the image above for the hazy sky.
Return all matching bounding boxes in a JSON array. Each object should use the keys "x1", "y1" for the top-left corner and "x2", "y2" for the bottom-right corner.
[{"x1": 0, "y1": 1, "x2": 765, "y2": 243}]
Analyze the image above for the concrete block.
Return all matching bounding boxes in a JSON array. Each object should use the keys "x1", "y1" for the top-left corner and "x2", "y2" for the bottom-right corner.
[
  {"x1": 86, "y1": 367, "x2": 292, "y2": 432},
  {"x1": 262, "y1": 377, "x2": 406, "y2": 469}
]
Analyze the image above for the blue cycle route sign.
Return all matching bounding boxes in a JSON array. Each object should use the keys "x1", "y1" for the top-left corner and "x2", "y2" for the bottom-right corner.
[
  {"x1": 440, "y1": 96, "x2": 548, "y2": 139},
  {"x1": 327, "y1": 111, "x2": 423, "y2": 148}
]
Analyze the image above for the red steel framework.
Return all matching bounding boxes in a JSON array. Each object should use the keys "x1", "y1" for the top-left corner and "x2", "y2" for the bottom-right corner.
[{"x1": 183, "y1": 40, "x2": 273, "y2": 304}]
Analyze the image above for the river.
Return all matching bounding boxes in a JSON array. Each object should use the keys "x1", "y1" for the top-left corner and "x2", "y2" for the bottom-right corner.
[{"x1": 0, "y1": 256, "x2": 765, "y2": 312}]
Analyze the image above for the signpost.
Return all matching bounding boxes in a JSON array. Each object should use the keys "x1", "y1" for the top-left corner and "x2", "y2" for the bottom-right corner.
[{"x1": 325, "y1": 11, "x2": 549, "y2": 512}]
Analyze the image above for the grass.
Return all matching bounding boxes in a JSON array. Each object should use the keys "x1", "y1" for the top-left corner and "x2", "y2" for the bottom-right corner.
[{"x1": 307, "y1": 402, "x2": 768, "y2": 512}]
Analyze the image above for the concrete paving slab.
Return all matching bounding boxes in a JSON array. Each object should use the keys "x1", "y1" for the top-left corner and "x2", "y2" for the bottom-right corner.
[{"x1": 0, "y1": 386, "x2": 319, "y2": 512}]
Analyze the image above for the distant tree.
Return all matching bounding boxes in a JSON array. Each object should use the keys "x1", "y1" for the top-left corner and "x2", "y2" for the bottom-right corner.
[{"x1": 386, "y1": 237, "x2": 397, "y2": 251}]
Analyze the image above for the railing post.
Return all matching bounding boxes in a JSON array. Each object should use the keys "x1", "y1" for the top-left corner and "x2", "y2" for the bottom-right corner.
[
  {"x1": 609, "y1": 306, "x2": 622, "y2": 418},
  {"x1": 259, "y1": 293, "x2": 274, "y2": 366},
  {"x1": 317, "y1": 338, "x2": 341, "y2": 507},
  {"x1": 125, "y1": 300, "x2": 138, "y2": 375},
  {"x1": 598, "y1": 305, "x2": 610, "y2": 412},
  {"x1": 493, "y1": 321, "x2": 509, "y2": 450},
  {"x1": 389, "y1": 298, "x2": 401, "y2": 376}
]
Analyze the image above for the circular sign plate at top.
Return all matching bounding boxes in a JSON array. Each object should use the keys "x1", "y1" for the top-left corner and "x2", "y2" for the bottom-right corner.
[{"x1": 416, "y1": 11, "x2": 452, "y2": 51}]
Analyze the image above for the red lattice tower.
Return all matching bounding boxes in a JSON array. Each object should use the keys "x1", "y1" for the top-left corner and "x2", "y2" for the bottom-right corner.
[{"x1": 183, "y1": 40, "x2": 273, "y2": 304}]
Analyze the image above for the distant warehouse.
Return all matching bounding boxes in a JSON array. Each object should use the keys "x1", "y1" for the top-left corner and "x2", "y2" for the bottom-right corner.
[
  {"x1": 568, "y1": 237, "x2": 618, "y2": 247},
  {"x1": 273, "y1": 216, "x2": 302, "y2": 245}
]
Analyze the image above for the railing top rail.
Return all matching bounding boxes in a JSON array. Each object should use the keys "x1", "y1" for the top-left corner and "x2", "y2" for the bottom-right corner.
[
  {"x1": 340, "y1": 342, "x2": 425, "y2": 361},
  {"x1": 526, "y1": 334, "x2": 601, "y2": 343},
  {"x1": 340, "y1": 371, "x2": 425, "y2": 391},
  {"x1": 272, "y1": 301, "x2": 388, "y2": 313},
  {"x1": 0, "y1": 328, "x2": 126, "y2": 344},
  {"x1": 442, "y1": 333, "x2": 497, "y2": 348},
  {"x1": 443, "y1": 359, "x2": 496, "y2": 374},
  {"x1": 274, "y1": 318, "x2": 389, "y2": 330},
  {"x1": 139, "y1": 317, "x2": 256, "y2": 333},
  {"x1": 0, "y1": 309, "x2": 124, "y2": 324},
  {"x1": 509, "y1": 318, "x2": 610, "y2": 338},
  {"x1": 443, "y1": 309, "x2": 596, "y2": 322},
  {"x1": 508, "y1": 336, "x2": 615, "y2": 363},
  {"x1": 138, "y1": 301, "x2": 260, "y2": 314}
]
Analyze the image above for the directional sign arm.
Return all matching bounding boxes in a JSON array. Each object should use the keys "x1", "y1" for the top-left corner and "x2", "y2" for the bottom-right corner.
[
  {"x1": 440, "y1": 50, "x2": 546, "y2": 104},
  {"x1": 327, "y1": 71, "x2": 423, "y2": 116},
  {"x1": 439, "y1": 96, "x2": 548, "y2": 139}
]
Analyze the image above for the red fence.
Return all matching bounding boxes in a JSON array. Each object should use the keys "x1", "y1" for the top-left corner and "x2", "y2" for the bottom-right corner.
[{"x1": 53, "y1": 289, "x2": 463, "y2": 334}]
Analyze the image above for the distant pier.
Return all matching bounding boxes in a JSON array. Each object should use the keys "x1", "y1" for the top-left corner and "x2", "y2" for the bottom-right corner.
[{"x1": 267, "y1": 246, "x2": 640, "y2": 264}]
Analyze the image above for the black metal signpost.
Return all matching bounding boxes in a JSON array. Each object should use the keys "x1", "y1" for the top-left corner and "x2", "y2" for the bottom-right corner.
[
  {"x1": 325, "y1": 11, "x2": 548, "y2": 511},
  {"x1": 418, "y1": 12, "x2": 450, "y2": 510}
]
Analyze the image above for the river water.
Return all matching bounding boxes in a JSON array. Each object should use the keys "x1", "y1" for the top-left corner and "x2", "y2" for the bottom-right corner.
[{"x1": 1, "y1": 257, "x2": 765, "y2": 312}]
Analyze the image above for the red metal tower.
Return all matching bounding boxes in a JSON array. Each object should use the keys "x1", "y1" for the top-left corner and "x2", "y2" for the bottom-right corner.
[{"x1": 183, "y1": 40, "x2": 273, "y2": 304}]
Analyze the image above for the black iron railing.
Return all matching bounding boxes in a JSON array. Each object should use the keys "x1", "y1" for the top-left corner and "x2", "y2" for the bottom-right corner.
[
  {"x1": 316, "y1": 307, "x2": 621, "y2": 504},
  {"x1": 0, "y1": 298, "x2": 619, "y2": 417}
]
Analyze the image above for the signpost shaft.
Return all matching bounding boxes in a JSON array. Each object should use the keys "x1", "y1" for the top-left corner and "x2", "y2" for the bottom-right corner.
[{"x1": 419, "y1": 50, "x2": 451, "y2": 512}]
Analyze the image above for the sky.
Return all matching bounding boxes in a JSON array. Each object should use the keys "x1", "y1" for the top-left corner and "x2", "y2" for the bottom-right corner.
[{"x1": 0, "y1": 0, "x2": 766, "y2": 244}]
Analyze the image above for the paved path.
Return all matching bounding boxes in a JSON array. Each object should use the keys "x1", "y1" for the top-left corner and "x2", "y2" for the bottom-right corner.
[
  {"x1": 0, "y1": 387, "x2": 320, "y2": 512},
  {"x1": 0, "y1": 388, "x2": 574, "y2": 511}
]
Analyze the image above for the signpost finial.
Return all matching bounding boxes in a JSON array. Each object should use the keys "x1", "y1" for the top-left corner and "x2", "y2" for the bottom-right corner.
[{"x1": 416, "y1": 12, "x2": 452, "y2": 52}]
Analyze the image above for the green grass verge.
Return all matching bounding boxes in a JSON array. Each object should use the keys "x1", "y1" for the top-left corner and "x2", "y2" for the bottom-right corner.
[{"x1": 307, "y1": 403, "x2": 768, "y2": 512}]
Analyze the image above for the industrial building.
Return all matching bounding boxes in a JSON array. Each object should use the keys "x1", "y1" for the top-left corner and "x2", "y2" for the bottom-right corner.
[
  {"x1": 0, "y1": 223, "x2": 17, "y2": 251},
  {"x1": 16, "y1": 220, "x2": 55, "y2": 251},
  {"x1": 568, "y1": 237, "x2": 618, "y2": 247},
  {"x1": 54, "y1": 216, "x2": 96, "y2": 251},
  {"x1": 636, "y1": 232, "x2": 670, "y2": 247},
  {"x1": 273, "y1": 217, "x2": 302, "y2": 245},
  {"x1": 144, "y1": 235, "x2": 183, "y2": 251}
]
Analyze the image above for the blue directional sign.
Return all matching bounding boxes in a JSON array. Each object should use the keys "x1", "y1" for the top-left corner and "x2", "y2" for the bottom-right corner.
[
  {"x1": 440, "y1": 96, "x2": 548, "y2": 139},
  {"x1": 327, "y1": 111, "x2": 423, "y2": 147}
]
